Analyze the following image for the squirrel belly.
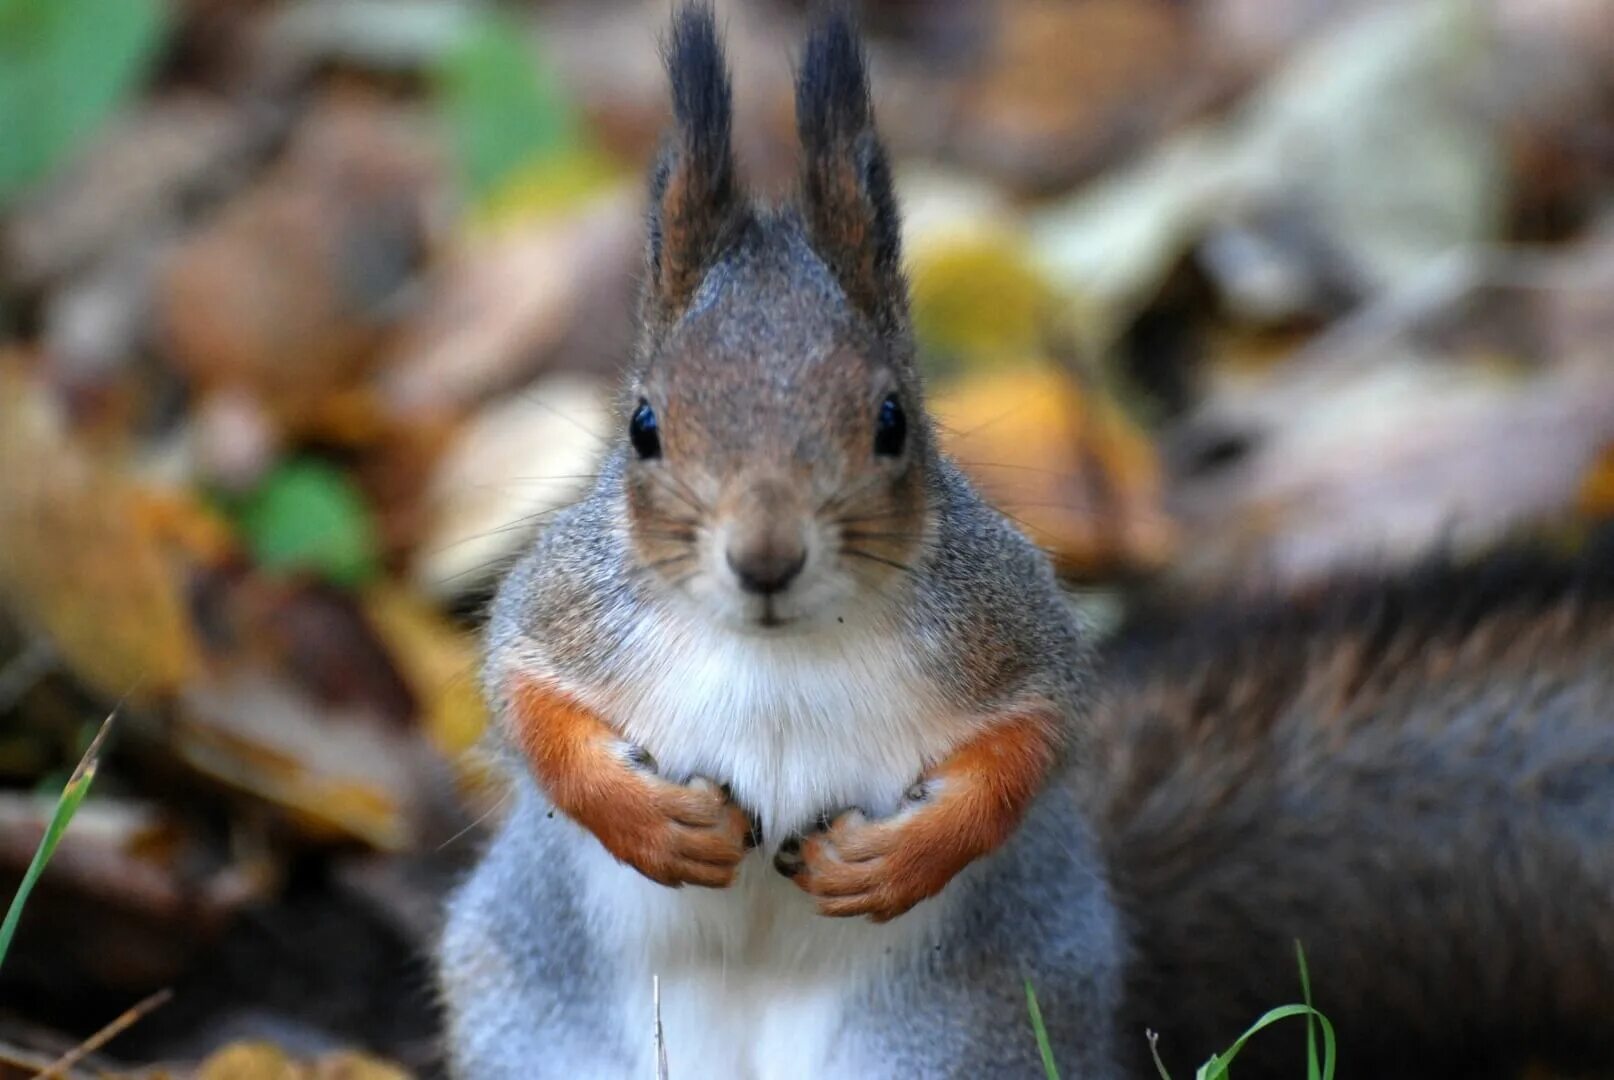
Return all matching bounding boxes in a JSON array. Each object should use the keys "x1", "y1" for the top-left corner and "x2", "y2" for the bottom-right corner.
[{"x1": 513, "y1": 580, "x2": 975, "y2": 1075}]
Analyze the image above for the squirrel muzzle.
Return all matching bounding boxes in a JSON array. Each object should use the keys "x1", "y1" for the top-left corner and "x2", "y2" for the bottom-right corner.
[{"x1": 721, "y1": 473, "x2": 810, "y2": 596}]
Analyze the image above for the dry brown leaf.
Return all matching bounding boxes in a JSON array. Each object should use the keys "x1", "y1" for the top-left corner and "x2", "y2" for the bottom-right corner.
[
  {"x1": 1576, "y1": 441, "x2": 1614, "y2": 520},
  {"x1": 157, "y1": 94, "x2": 440, "y2": 438},
  {"x1": 377, "y1": 189, "x2": 639, "y2": 419},
  {"x1": 174, "y1": 667, "x2": 423, "y2": 851},
  {"x1": 932, "y1": 365, "x2": 1174, "y2": 578},
  {"x1": 360, "y1": 583, "x2": 490, "y2": 790},
  {"x1": 197, "y1": 1042, "x2": 411, "y2": 1080},
  {"x1": 950, "y1": 0, "x2": 1196, "y2": 191}
]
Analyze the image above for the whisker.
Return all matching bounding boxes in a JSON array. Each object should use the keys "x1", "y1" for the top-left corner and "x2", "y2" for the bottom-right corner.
[
  {"x1": 818, "y1": 473, "x2": 887, "y2": 517},
  {"x1": 840, "y1": 547, "x2": 915, "y2": 575},
  {"x1": 841, "y1": 561, "x2": 904, "y2": 607},
  {"x1": 637, "y1": 464, "x2": 711, "y2": 519},
  {"x1": 663, "y1": 567, "x2": 701, "y2": 591},
  {"x1": 839, "y1": 529, "x2": 923, "y2": 543},
  {"x1": 516, "y1": 390, "x2": 612, "y2": 446},
  {"x1": 830, "y1": 511, "x2": 922, "y2": 528},
  {"x1": 660, "y1": 470, "x2": 711, "y2": 517}
]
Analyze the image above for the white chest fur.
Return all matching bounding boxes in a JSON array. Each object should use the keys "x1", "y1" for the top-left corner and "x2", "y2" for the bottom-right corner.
[
  {"x1": 565, "y1": 610, "x2": 970, "y2": 1078},
  {"x1": 599, "y1": 608, "x2": 961, "y2": 842}
]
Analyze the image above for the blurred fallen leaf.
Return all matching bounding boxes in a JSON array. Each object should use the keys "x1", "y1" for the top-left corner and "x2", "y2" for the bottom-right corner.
[
  {"x1": 950, "y1": 0, "x2": 1195, "y2": 192},
  {"x1": 1165, "y1": 245, "x2": 1614, "y2": 588},
  {"x1": 908, "y1": 224, "x2": 1053, "y2": 377},
  {"x1": 231, "y1": 458, "x2": 382, "y2": 588},
  {"x1": 2, "y1": 95, "x2": 253, "y2": 291},
  {"x1": 1033, "y1": 0, "x2": 1510, "y2": 360},
  {"x1": 378, "y1": 188, "x2": 638, "y2": 418},
  {"x1": 1576, "y1": 442, "x2": 1614, "y2": 520},
  {"x1": 435, "y1": 10, "x2": 584, "y2": 210},
  {"x1": 0, "y1": 0, "x2": 169, "y2": 202},
  {"x1": 473, "y1": 147, "x2": 623, "y2": 234},
  {"x1": 158, "y1": 94, "x2": 439, "y2": 436},
  {"x1": 197, "y1": 1042, "x2": 411, "y2": 1080},
  {"x1": 176, "y1": 669, "x2": 423, "y2": 851},
  {"x1": 933, "y1": 365, "x2": 1174, "y2": 578},
  {"x1": 0, "y1": 363, "x2": 201, "y2": 702},
  {"x1": 408, "y1": 375, "x2": 609, "y2": 602},
  {"x1": 432, "y1": 6, "x2": 622, "y2": 230},
  {"x1": 360, "y1": 583, "x2": 488, "y2": 788}
]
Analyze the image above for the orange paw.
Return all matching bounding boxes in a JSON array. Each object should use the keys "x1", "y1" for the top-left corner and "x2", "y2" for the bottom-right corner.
[
  {"x1": 608, "y1": 768, "x2": 757, "y2": 888},
  {"x1": 506, "y1": 676, "x2": 756, "y2": 888},
  {"x1": 775, "y1": 711, "x2": 1059, "y2": 921},
  {"x1": 775, "y1": 797, "x2": 961, "y2": 922}
]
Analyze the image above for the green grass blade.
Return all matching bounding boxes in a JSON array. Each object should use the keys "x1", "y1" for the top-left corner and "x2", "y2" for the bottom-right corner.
[
  {"x1": 1197, "y1": 1004, "x2": 1334, "y2": 1079},
  {"x1": 1296, "y1": 940, "x2": 1320, "y2": 1080},
  {"x1": 0, "y1": 707, "x2": 117, "y2": 969},
  {"x1": 1024, "y1": 979, "x2": 1061, "y2": 1080}
]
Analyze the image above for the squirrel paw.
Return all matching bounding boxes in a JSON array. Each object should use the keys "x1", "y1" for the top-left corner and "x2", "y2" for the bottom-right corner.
[
  {"x1": 604, "y1": 755, "x2": 758, "y2": 889},
  {"x1": 774, "y1": 790, "x2": 954, "y2": 922}
]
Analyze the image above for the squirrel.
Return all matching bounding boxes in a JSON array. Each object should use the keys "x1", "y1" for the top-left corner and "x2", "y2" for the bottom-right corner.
[
  {"x1": 437, "y1": 6, "x2": 1124, "y2": 1077},
  {"x1": 437, "y1": 6, "x2": 1614, "y2": 1079}
]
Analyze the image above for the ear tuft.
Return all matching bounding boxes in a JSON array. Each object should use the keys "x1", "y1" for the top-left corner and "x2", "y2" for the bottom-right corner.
[
  {"x1": 645, "y1": 4, "x2": 744, "y2": 331},
  {"x1": 796, "y1": 7, "x2": 904, "y2": 331}
]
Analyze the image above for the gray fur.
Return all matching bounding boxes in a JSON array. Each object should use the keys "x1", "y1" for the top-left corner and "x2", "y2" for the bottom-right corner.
[{"x1": 442, "y1": 776, "x2": 1125, "y2": 1077}]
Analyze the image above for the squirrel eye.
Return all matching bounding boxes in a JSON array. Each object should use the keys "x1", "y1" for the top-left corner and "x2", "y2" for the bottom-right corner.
[
  {"x1": 629, "y1": 400, "x2": 661, "y2": 459},
  {"x1": 874, "y1": 393, "x2": 906, "y2": 458}
]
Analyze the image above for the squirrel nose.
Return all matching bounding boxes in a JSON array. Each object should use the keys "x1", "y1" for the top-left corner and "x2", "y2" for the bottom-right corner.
[{"x1": 726, "y1": 543, "x2": 807, "y2": 595}]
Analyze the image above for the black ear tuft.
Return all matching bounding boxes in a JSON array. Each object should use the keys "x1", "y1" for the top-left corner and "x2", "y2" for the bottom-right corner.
[
  {"x1": 645, "y1": 4, "x2": 744, "y2": 331},
  {"x1": 796, "y1": 7, "x2": 904, "y2": 331}
]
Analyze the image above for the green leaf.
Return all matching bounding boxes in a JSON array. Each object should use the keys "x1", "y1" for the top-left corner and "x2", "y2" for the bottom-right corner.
[
  {"x1": 0, "y1": 0, "x2": 168, "y2": 202},
  {"x1": 435, "y1": 12, "x2": 579, "y2": 206},
  {"x1": 235, "y1": 458, "x2": 381, "y2": 587},
  {"x1": 0, "y1": 707, "x2": 116, "y2": 970},
  {"x1": 1024, "y1": 979, "x2": 1061, "y2": 1080}
]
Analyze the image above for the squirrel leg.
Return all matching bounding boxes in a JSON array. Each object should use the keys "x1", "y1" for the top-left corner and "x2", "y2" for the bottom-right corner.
[
  {"x1": 507, "y1": 675, "x2": 757, "y2": 888},
  {"x1": 776, "y1": 710, "x2": 1058, "y2": 922}
]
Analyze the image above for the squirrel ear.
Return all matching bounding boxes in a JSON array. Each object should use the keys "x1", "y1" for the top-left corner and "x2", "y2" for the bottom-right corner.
[
  {"x1": 795, "y1": 9, "x2": 904, "y2": 331},
  {"x1": 645, "y1": 4, "x2": 744, "y2": 330}
]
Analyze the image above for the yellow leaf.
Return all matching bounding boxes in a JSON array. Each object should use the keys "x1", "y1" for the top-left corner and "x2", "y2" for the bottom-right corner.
[
  {"x1": 360, "y1": 582, "x2": 492, "y2": 791},
  {"x1": 932, "y1": 365, "x2": 1174, "y2": 577},
  {"x1": 198, "y1": 1042, "x2": 412, "y2": 1079},
  {"x1": 0, "y1": 361, "x2": 199, "y2": 701},
  {"x1": 908, "y1": 228, "x2": 1052, "y2": 373},
  {"x1": 1577, "y1": 440, "x2": 1614, "y2": 519}
]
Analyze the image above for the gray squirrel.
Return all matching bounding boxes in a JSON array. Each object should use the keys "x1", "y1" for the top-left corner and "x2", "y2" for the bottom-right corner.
[{"x1": 437, "y1": 7, "x2": 1614, "y2": 1078}]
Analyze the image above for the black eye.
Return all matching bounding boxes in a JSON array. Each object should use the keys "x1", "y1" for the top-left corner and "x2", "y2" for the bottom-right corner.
[
  {"x1": 630, "y1": 399, "x2": 661, "y2": 459},
  {"x1": 874, "y1": 393, "x2": 906, "y2": 457}
]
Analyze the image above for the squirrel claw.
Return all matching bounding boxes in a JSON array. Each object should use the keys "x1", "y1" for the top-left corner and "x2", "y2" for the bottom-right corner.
[
  {"x1": 615, "y1": 773, "x2": 754, "y2": 889},
  {"x1": 777, "y1": 807, "x2": 935, "y2": 922}
]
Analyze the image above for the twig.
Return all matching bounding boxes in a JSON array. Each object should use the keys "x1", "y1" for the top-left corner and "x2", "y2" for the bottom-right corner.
[
  {"x1": 0, "y1": 1041, "x2": 56, "y2": 1074},
  {"x1": 653, "y1": 974, "x2": 668, "y2": 1080},
  {"x1": 32, "y1": 987, "x2": 173, "y2": 1079}
]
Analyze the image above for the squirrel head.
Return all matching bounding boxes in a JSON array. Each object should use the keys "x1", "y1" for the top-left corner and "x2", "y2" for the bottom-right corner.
[{"x1": 620, "y1": 4, "x2": 932, "y2": 634}]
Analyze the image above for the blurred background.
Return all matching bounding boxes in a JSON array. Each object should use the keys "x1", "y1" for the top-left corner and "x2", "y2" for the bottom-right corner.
[{"x1": 0, "y1": 0, "x2": 1611, "y2": 1074}]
